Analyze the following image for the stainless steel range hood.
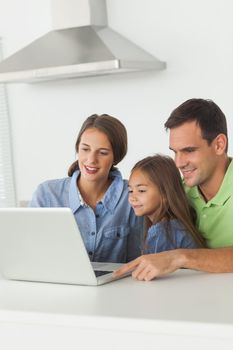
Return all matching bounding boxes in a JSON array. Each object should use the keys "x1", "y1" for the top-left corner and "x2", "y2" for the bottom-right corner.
[{"x1": 0, "y1": 0, "x2": 166, "y2": 83}]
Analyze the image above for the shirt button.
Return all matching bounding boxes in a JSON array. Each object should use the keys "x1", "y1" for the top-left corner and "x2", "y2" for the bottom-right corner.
[
  {"x1": 202, "y1": 214, "x2": 207, "y2": 219},
  {"x1": 88, "y1": 251, "x2": 93, "y2": 256},
  {"x1": 91, "y1": 231, "x2": 95, "y2": 236}
]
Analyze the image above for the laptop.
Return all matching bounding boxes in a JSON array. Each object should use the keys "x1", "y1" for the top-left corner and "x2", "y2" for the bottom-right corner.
[{"x1": 0, "y1": 208, "x2": 129, "y2": 286}]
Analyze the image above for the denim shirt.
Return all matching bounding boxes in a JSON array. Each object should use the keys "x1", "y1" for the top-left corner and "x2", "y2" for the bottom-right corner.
[
  {"x1": 30, "y1": 170, "x2": 143, "y2": 263},
  {"x1": 144, "y1": 219, "x2": 198, "y2": 254}
]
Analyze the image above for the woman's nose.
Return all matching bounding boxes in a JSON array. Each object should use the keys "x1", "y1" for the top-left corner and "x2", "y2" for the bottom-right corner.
[{"x1": 88, "y1": 152, "x2": 97, "y2": 163}]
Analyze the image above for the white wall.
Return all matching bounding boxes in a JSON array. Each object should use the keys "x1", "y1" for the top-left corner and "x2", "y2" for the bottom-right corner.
[{"x1": 0, "y1": 0, "x2": 233, "y2": 203}]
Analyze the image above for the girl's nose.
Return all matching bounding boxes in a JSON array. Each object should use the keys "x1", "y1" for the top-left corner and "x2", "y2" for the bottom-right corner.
[{"x1": 129, "y1": 193, "x2": 137, "y2": 203}]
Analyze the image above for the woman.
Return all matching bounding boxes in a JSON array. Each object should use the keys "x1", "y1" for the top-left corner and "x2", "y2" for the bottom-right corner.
[{"x1": 30, "y1": 114, "x2": 143, "y2": 263}]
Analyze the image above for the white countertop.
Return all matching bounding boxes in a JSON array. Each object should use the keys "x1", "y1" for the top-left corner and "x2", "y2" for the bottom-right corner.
[{"x1": 0, "y1": 269, "x2": 233, "y2": 349}]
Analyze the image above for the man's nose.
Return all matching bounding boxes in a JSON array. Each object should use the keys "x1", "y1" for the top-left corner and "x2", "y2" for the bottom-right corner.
[{"x1": 175, "y1": 153, "x2": 187, "y2": 169}]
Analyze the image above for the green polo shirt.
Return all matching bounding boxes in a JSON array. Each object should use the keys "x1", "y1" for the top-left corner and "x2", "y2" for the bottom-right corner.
[{"x1": 185, "y1": 158, "x2": 233, "y2": 248}]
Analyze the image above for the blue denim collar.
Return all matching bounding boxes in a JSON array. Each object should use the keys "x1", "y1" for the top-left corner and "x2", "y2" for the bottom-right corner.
[{"x1": 69, "y1": 169, "x2": 124, "y2": 214}]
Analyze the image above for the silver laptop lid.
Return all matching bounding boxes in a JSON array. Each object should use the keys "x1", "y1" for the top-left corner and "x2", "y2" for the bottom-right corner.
[{"x1": 0, "y1": 208, "x2": 99, "y2": 285}]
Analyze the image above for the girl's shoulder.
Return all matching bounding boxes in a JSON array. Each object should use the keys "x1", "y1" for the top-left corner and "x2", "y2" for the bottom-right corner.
[
  {"x1": 146, "y1": 219, "x2": 198, "y2": 253},
  {"x1": 167, "y1": 219, "x2": 187, "y2": 231},
  {"x1": 149, "y1": 219, "x2": 185, "y2": 230}
]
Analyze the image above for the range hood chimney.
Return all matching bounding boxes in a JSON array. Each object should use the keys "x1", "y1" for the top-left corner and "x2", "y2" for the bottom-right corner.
[{"x1": 0, "y1": 0, "x2": 166, "y2": 83}]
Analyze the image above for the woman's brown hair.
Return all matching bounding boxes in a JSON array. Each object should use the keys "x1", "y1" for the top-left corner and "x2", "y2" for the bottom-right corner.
[
  {"x1": 68, "y1": 114, "x2": 128, "y2": 177},
  {"x1": 131, "y1": 154, "x2": 205, "y2": 247}
]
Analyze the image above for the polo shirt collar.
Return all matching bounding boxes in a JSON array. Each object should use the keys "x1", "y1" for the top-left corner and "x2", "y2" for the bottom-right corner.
[
  {"x1": 187, "y1": 158, "x2": 233, "y2": 206},
  {"x1": 210, "y1": 158, "x2": 233, "y2": 205}
]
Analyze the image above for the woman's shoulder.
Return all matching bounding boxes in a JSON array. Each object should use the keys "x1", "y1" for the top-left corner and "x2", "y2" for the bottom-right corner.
[{"x1": 36, "y1": 176, "x2": 71, "y2": 192}]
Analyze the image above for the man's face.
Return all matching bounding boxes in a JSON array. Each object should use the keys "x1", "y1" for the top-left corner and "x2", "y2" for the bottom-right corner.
[{"x1": 169, "y1": 121, "x2": 219, "y2": 188}]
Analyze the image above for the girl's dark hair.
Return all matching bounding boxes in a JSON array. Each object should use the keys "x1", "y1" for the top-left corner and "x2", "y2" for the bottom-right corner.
[
  {"x1": 68, "y1": 114, "x2": 128, "y2": 176},
  {"x1": 164, "y1": 98, "x2": 228, "y2": 152},
  {"x1": 131, "y1": 154, "x2": 205, "y2": 248}
]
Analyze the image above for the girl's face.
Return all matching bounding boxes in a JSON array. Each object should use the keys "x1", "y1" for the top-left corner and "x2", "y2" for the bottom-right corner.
[
  {"x1": 128, "y1": 169, "x2": 161, "y2": 222},
  {"x1": 78, "y1": 128, "x2": 114, "y2": 184}
]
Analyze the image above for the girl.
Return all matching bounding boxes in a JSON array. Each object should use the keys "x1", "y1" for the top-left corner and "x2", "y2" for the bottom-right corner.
[
  {"x1": 30, "y1": 114, "x2": 143, "y2": 263},
  {"x1": 128, "y1": 154, "x2": 205, "y2": 254}
]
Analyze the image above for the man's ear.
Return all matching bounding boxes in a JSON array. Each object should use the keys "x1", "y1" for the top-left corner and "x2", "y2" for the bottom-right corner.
[{"x1": 214, "y1": 134, "x2": 227, "y2": 155}]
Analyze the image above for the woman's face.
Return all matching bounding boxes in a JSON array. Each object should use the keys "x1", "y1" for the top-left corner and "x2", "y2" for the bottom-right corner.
[
  {"x1": 128, "y1": 169, "x2": 161, "y2": 222},
  {"x1": 78, "y1": 128, "x2": 114, "y2": 184}
]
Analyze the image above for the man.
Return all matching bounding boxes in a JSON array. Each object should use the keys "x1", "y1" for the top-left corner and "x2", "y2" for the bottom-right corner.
[{"x1": 114, "y1": 98, "x2": 233, "y2": 281}]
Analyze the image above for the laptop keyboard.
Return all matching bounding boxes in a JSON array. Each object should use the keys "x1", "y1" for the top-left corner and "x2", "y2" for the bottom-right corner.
[{"x1": 94, "y1": 270, "x2": 112, "y2": 277}]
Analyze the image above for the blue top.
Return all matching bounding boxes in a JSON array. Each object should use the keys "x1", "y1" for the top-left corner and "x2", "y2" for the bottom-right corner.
[
  {"x1": 30, "y1": 169, "x2": 143, "y2": 263},
  {"x1": 144, "y1": 219, "x2": 199, "y2": 254}
]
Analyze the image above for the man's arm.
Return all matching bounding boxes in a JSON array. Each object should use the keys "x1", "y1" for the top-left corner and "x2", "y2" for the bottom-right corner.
[{"x1": 113, "y1": 247, "x2": 233, "y2": 281}]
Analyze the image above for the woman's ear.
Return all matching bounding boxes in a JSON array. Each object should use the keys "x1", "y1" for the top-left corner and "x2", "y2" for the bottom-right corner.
[{"x1": 214, "y1": 134, "x2": 227, "y2": 155}]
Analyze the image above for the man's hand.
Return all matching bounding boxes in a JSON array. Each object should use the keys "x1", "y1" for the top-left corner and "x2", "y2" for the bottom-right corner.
[{"x1": 113, "y1": 250, "x2": 184, "y2": 281}]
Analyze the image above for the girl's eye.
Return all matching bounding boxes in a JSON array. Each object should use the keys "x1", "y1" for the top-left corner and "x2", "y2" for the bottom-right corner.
[
  {"x1": 139, "y1": 189, "x2": 146, "y2": 193},
  {"x1": 128, "y1": 189, "x2": 133, "y2": 194}
]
